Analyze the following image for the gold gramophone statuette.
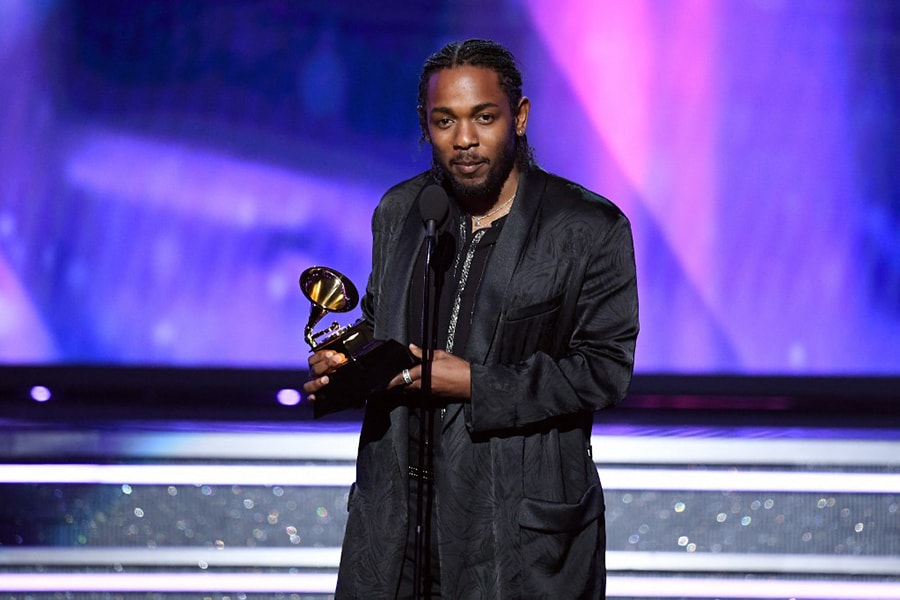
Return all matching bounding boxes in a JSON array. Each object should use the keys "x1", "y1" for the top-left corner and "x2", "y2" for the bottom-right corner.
[
  {"x1": 298, "y1": 265, "x2": 416, "y2": 418},
  {"x1": 299, "y1": 266, "x2": 361, "y2": 349}
]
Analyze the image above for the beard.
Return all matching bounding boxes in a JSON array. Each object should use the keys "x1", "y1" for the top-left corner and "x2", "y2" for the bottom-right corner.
[{"x1": 433, "y1": 138, "x2": 517, "y2": 211}]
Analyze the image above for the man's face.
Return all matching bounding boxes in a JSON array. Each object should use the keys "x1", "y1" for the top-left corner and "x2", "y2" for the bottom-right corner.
[{"x1": 423, "y1": 65, "x2": 525, "y2": 205}]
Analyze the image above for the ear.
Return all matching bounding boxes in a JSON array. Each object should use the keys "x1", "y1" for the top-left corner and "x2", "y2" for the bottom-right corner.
[
  {"x1": 514, "y1": 97, "x2": 531, "y2": 136},
  {"x1": 417, "y1": 104, "x2": 431, "y2": 142}
]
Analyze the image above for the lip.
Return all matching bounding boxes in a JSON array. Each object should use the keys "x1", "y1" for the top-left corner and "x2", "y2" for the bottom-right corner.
[{"x1": 452, "y1": 161, "x2": 486, "y2": 175}]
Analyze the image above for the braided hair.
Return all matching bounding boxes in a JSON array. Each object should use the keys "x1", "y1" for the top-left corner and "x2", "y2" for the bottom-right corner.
[{"x1": 417, "y1": 39, "x2": 535, "y2": 172}]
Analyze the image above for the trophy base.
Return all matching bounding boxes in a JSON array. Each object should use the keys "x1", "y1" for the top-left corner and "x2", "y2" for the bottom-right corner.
[{"x1": 312, "y1": 321, "x2": 416, "y2": 418}]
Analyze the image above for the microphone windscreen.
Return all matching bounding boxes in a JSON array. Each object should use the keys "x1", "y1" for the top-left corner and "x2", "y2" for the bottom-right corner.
[{"x1": 419, "y1": 184, "x2": 449, "y2": 225}]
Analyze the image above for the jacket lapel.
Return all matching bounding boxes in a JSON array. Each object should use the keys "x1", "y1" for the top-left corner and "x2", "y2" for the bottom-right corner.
[
  {"x1": 463, "y1": 169, "x2": 546, "y2": 365},
  {"x1": 376, "y1": 201, "x2": 423, "y2": 343},
  {"x1": 441, "y1": 170, "x2": 547, "y2": 430},
  {"x1": 374, "y1": 186, "x2": 427, "y2": 476}
]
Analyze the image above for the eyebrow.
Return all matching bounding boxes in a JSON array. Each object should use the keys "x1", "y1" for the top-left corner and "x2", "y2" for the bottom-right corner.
[{"x1": 430, "y1": 102, "x2": 501, "y2": 117}]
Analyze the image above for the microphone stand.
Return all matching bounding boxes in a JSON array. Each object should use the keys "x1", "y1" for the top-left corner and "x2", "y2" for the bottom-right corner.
[{"x1": 414, "y1": 215, "x2": 439, "y2": 599}]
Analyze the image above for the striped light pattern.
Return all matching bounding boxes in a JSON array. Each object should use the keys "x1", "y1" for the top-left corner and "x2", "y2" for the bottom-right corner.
[
  {"x1": 1, "y1": 572, "x2": 899, "y2": 599},
  {"x1": 1, "y1": 1, "x2": 899, "y2": 375}
]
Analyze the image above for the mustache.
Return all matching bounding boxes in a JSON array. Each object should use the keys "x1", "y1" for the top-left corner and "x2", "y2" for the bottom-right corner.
[{"x1": 451, "y1": 152, "x2": 487, "y2": 165}]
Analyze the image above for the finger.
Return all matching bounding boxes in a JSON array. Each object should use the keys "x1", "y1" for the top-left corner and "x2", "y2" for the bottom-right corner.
[
  {"x1": 308, "y1": 352, "x2": 347, "y2": 378},
  {"x1": 408, "y1": 344, "x2": 423, "y2": 359},
  {"x1": 308, "y1": 350, "x2": 333, "y2": 366},
  {"x1": 307, "y1": 354, "x2": 331, "y2": 377},
  {"x1": 310, "y1": 350, "x2": 346, "y2": 368},
  {"x1": 302, "y1": 375, "x2": 330, "y2": 395},
  {"x1": 388, "y1": 372, "x2": 412, "y2": 389},
  {"x1": 389, "y1": 377, "x2": 420, "y2": 391},
  {"x1": 387, "y1": 365, "x2": 421, "y2": 390},
  {"x1": 388, "y1": 369, "x2": 413, "y2": 388}
]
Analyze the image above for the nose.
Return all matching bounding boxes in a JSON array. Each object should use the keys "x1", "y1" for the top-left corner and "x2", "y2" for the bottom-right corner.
[{"x1": 453, "y1": 121, "x2": 478, "y2": 150}]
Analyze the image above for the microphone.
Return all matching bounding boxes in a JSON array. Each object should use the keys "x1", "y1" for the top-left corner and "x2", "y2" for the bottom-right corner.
[
  {"x1": 419, "y1": 184, "x2": 449, "y2": 238},
  {"x1": 414, "y1": 182, "x2": 448, "y2": 598}
]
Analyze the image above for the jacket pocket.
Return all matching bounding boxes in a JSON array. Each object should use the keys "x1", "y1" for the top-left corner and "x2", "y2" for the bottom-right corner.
[
  {"x1": 497, "y1": 295, "x2": 563, "y2": 363},
  {"x1": 505, "y1": 294, "x2": 563, "y2": 322},
  {"x1": 519, "y1": 483, "x2": 604, "y2": 533},
  {"x1": 518, "y1": 484, "x2": 605, "y2": 590}
]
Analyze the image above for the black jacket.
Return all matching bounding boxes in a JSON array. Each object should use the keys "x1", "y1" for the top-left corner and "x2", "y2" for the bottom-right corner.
[{"x1": 336, "y1": 168, "x2": 639, "y2": 599}]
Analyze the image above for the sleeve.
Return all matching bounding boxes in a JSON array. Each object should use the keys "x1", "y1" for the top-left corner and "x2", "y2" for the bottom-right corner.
[
  {"x1": 467, "y1": 212, "x2": 639, "y2": 433},
  {"x1": 359, "y1": 201, "x2": 387, "y2": 332}
]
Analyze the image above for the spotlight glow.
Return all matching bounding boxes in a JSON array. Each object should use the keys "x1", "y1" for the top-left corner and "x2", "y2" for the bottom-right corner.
[
  {"x1": 29, "y1": 385, "x2": 51, "y2": 402},
  {"x1": 276, "y1": 388, "x2": 301, "y2": 406}
]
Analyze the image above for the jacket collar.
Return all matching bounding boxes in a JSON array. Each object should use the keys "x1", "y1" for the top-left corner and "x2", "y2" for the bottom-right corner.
[
  {"x1": 378, "y1": 168, "x2": 549, "y2": 360},
  {"x1": 464, "y1": 168, "x2": 546, "y2": 365},
  {"x1": 374, "y1": 169, "x2": 548, "y2": 433}
]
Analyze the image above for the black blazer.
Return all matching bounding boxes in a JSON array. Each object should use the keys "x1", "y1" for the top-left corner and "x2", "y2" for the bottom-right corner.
[{"x1": 336, "y1": 168, "x2": 639, "y2": 599}]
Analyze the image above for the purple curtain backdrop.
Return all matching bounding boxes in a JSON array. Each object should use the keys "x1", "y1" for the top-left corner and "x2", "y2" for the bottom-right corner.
[{"x1": 0, "y1": 0, "x2": 897, "y2": 374}]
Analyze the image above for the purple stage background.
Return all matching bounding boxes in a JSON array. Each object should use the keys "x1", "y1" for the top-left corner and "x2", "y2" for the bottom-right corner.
[{"x1": 0, "y1": 0, "x2": 897, "y2": 375}]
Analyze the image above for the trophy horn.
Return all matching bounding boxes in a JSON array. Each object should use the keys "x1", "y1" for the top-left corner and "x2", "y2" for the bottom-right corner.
[{"x1": 299, "y1": 266, "x2": 360, "y2": 348}]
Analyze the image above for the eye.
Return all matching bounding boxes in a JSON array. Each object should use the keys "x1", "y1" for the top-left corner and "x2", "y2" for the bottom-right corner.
[
  {"x1": 476, "y1": 113, "x2": 496, "y2": 124},
  {"x1": 434, "y1": 117, "x2": 454, "y2": 129}
]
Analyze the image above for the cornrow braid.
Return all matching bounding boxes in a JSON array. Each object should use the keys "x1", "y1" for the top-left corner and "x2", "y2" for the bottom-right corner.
[{"x1": 417, "y1": 39, "x2": 535, "y2": 173}]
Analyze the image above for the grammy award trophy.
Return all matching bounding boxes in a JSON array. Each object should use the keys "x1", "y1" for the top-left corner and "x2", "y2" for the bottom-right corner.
[{"x1": 300, "y1": 266, "x2": 416, "y2": 418}]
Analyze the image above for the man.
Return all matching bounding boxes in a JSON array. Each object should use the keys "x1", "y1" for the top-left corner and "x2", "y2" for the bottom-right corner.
[{"x1": 304, "y1": 39, "x2": 638, "y2": 599}]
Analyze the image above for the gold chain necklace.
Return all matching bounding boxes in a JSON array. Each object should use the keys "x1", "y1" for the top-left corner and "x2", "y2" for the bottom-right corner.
[{"x1": 472, "y1": 192, "x2": 516, "y2": 228}]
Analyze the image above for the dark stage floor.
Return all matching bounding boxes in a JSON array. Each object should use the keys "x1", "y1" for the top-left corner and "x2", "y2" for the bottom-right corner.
[{"x1": 1, "y1": 367, "x2": 899, "y2": 599}]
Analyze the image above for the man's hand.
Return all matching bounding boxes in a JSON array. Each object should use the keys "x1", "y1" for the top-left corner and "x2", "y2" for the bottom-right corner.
[
  {"x1": 388, "y1": 344, "x2": 471, "y2": 399},
  {"x1": 303, "y1": 350, "x2": 348, "y2": 402}
]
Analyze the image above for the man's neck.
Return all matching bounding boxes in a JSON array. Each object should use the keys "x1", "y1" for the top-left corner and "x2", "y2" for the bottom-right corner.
[{"x1": 458, "y1": 168, "x2": 520, "y2": 217}]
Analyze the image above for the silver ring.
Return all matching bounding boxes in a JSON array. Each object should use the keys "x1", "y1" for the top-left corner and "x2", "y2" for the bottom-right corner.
[{"x1": 402, "y1": 368, "x2": 413, "y2": 385}]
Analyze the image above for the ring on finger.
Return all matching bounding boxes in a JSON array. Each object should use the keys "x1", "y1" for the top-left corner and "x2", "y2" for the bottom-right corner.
[{"x1": 402, "y1": 368, "x2": 413, "y2": 385}]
